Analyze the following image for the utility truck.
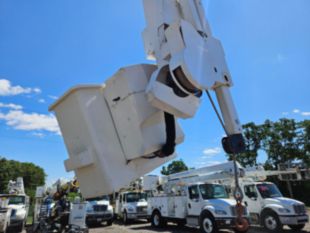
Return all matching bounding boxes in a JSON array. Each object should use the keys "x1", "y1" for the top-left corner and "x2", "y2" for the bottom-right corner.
[
  {"x1": 204, "y1": 164, "x2": 309, "y2": 232},
  {"x1": 0, "y1": 198, "x2": 11, "y2": 233},
  {"x1": 144, "y1": 162, "x2": 249, "y2": 233},
  {"x1": 240, "y1": 166, "x2": 309, "y2": 232},
  {"x1": 0, "y1": 177, "x2": 29, "y2": 233},
  {"x1": 115, "y1": 191, "x2": 149, "y2": 224},
  {"x1": 85, "y1": 195, "x2": 113, "y2": 226}
]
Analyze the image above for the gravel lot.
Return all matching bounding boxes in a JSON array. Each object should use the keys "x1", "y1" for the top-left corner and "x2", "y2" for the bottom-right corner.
[
  {"x1": 87, "y1": 218, "x2": 310, "y2": 233},
  {"x1": 19, "y1": 210, "x2": 310, "y2": 233}
]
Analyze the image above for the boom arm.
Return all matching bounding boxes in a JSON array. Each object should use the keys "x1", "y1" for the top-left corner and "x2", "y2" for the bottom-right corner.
[{"x1": 143, "y1": 0, "x2": 245, "y2": 154}]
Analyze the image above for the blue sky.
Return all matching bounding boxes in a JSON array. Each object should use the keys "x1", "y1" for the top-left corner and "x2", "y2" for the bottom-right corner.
[{"x1": 0, "y1": 0, "x2": 309, "y2": 184}]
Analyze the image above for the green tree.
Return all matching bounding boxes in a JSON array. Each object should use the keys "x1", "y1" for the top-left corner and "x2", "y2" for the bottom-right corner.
[
  {"x1": 0, "y1": 157, "x2": 46, "y2": 201},
  {"x1": 261, "y1": 119, "x2": 302, "y2": 169},
  {"x1": 298, "y1": 120, "x2": 310, "y2": 165},
  {"x1": 161, "y1": 159, "x2": 188, "y2": 175}
]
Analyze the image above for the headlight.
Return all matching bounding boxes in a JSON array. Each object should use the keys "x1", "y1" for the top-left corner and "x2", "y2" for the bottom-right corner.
[
  {"x1": 278, "y1": 208, "x2": 291, "y2": 213},
  {"x1": 215, "y1": 209, "x2": 228, "y2": 215},
  {"x1": 127, "y1": 207, "x2": 135, "y2": 212}
]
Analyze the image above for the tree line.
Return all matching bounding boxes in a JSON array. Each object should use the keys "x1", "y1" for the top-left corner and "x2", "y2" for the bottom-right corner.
[
  {"x1": 0, "y1": 157, "x2": 46, "y2": 201},
  {"x1": 229, "y1": 118, "x2": 309, "y2": 169}
]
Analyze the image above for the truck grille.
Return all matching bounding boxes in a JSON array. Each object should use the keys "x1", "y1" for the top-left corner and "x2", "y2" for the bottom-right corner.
[
  {"x1": 294, "y1": 204, "x2": 306, "y2": 214},
  {"x1": 136, "y1": 206, "x2": 147, "y2": 213},
  {"x1": 230, "y1": 206, "x2": 247, "y2": 216},
  {"x1": 93, "y1": 205, "x2": 107, "y2": 212}
]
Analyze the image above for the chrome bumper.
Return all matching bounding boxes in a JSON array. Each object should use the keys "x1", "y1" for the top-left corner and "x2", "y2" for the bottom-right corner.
[{"x1": 279, "y1": 214, "x2": 309, "y2": 225}]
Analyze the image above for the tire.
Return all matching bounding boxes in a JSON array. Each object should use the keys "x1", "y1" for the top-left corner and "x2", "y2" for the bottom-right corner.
[
  {"x1": 288, "y1": 224, "x2": 305, "y2": 231},
  {"x1": 107, "y1": 219, "x2": 113, "y2": 226},
  {"x1": 177, "y1": 220, "x2": 186, "y2": 228},
  {"x1": 16, "y1": 221, "x2": 25, "y2": 233},
  {"x1": 200, "y1": 212, "x2": 217, "y2": 233},
  {"x1": 151, "y1": 211, "x2": 165, "y2": 228},
  {"x1": 122, "y1": 211, "x2": 128, "y2": 225},
  {"x1": 262, "y1": 210, "x2": 282, "y2": 232},
  {"x1": 234, "y1": 229, "x2": 248, "y2": 233}
]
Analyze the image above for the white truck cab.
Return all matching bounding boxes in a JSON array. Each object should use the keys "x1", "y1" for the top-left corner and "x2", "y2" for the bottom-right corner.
[
  {"x1": 241, "y1": 181, "x2": 308, "y2": 232},
  {"x1": 148, "y1": 182, "x2": 249, "y2": 233},
  {"x1": 85, "y1": 195, "x2": 113, "y2": 226},
  {"x1": 115, "y1": 191, "x2": 148, "y2": 224},
  {"x1": 0, "y1": 198, "x2": 11, "y2": 233},
  {"x1": 0, "y1": 194, "x2": 29, "y2": 232}
]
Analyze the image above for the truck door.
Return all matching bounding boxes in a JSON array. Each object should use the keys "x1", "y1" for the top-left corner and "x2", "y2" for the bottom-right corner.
[
  {"x1": 243, "y1": 184, "x2": 261, "y2": 223},
  {"x1": 187, "y1": 185, "x2": 201, "y2": 217}
]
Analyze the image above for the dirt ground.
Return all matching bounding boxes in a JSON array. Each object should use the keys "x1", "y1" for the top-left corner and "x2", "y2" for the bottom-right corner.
[
  {"x1": 20, "y1": 210, "x2": 310, "y2": 233},
  {"x1": 88, "y1": 217, "x2": 310, "y2": 233}
]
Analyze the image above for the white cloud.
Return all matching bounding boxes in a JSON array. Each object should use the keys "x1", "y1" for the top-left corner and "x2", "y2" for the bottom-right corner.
[
  {"x1": 38, "y1": 99, "x2": 46, "y2": 103},
  {"x1": 290, "y1": 109, "x2": 310, "y2": 117},
  {"x1": 0, "y1": 102, "x2": 23, "y2": 110},
  {"x1": 48, "y1": 95, "x2": 58, "y2": 100},
  {"x1": 0, "y1": 110, "x2": 60, "y2": 134},
  {"x1": 0, "y1": 79, "x2": 41, "y2": 96},
  {"x1": 203, "y1": 147, "x2": 222, "y2": 156},
  {"x1": 32, "y1": 132, "x2": 45, "y2": 138}
]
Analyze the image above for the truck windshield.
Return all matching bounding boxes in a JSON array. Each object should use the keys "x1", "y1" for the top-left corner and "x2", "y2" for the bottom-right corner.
[
  {"x1": 86, "y1": 195, "x2": 109, "y2": 202},
  {"x1": 1, "y1": 195, "x2": 25, "y2": 205},
  {"x1": 126, "y1": 192, "x2": 147, "y2": 202},
  {"x1": 256, "y1": 183, "x2": 283, "y2": 198},
  {"x1": 199, "y1": 184, "x2": 229, "y2": 199}
]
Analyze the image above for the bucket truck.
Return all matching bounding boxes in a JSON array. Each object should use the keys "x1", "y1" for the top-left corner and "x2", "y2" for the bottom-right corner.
[
  {"x1": 143, "y1": 162, "x2": 249, "y2": 233},
  {"x1": 85, "y1": 195, "x2": 114, "y2": 227},
  {"x1": 0, "y1": 177, "x2": 29, "y2": 233},
  {"x1": 0, "y1": 198, "x2": 11, "y2": 233},
  {"x1": 240, "y1": 166, "x2": 309, "y2": 232},
  {"x1": 49, "y1": 0, "x2": 248, "y2": 230},
  {"x1": 200, "y1": 164, "x2": 309, "y2": 232}
]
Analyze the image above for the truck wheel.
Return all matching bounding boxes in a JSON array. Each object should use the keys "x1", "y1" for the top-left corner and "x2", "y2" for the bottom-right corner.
[
  {"x1": 123, "y1": 211, "x2": 128, "y2": 225},
  {"x1": 107, "y1": 219, "x2": 113, "y2": 226},
  {"x1": 262, "y1": 210, "x2": 282, "y2": 232},
  {"x1": 288, "y1": 224, "x2": 305, "y2": 231},
  {"x1": 151, "y1": 211, "x2": 165, "y2": 228},
  {"x1": 200, "y1": 212, "x2": 217, "y2": 233},
  {"x1": 177, "y1": 220, "x2": 186, "y2": 228},
  {"x1": 16, "y1": 221, "x2": 25, "y2": 233}
]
